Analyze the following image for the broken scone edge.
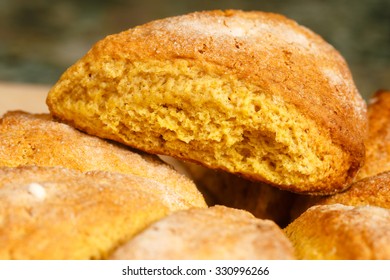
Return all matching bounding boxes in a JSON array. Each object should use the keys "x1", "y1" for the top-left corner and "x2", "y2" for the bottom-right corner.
[{"x1": 47, "y1": 10, "x2": 367, "y2": 194}]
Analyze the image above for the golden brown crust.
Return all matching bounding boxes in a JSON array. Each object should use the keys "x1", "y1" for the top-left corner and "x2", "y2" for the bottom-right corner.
[
  {"x1": 110, "y1": 205, "x2": 296, "y2": 260},
  {"x1": 285, "y1": 204, "x2": 390, "y2": 259},
  {"x1": 0, "y1": 165, "x2": 196, "y2": 259},
  {"x1": 47, "y1": 10, "x2": 367, "y2": 194},
  {"x1": 0, "y1": 111, "x2": 206, "y2": 208},
  {"x1": 320, "y1": 171, "x2": 390, "y2": 207},
  {"x1": 357, "y1": 89, "x2": 390, "y2": 180},
  {"x1": 290, "y1": 171, "x2": 390, "y2": 220}
]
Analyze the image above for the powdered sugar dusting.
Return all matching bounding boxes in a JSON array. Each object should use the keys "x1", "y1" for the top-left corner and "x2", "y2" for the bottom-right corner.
[
  {"x1": 27, "y1": 182, "x2": 46, "y2": 201},
  {"x1": 321, "y1": 67, "x2": 344, "y2": 87},
  {"x1": 320, "y1": 64, "x2": 367, "y2": 126},
  {"x1": 224, "y1": 23, "x2": 246, "y2": 37},
  {"x1": 312, "y1": 204, "x2": 390, "y2": 228},
  {"x1": 312, "y1": 203, "x2": 354, "y2": 213},
  {"x1": 160, "y1": 13, "x2": 317, "y2": 54},
  {"x1": 356, "y1": 206, "x2": 390, "y2": 226},
  {"x1": 136, "y1": 179, "x2": 188, "y2": 211}
]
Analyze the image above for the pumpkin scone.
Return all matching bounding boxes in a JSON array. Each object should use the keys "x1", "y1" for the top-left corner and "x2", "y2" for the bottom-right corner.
[
  {"x1": 46, "y1": 10, "x2": 367, "y2": 195},
  {"x1": 0, "y1": 111, "x2": 206, "y2": 208},
  {"x1": 285, "y1": 204, "x2": 390, "y2": 259},
  {"x1": 110, "y1": 205, "x2": 295, "y2": 260},
  {"x1": 356, "y1": 90, "x2": 390, "y2": 180},
  {"x1": 290, "y1": 170, "x2": 390, "y2": 220},
  {"x1": 0, "y1": 165, "x2": 199, "y2": 260}
]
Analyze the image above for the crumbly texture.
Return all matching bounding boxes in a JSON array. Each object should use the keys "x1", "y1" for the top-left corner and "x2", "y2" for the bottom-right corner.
[
  {"x1": 356, "y1": 90, "x2": 390, "y2": 180},
  {"x1": 0, "y1": 111, "x2": 206, "y2": 208},
  {"x1": 46, "y1": 10, "x2": 367, "y2": 194},
  {"x1": 285, "y1": 204, "x2": 390, "y2": 259},
  {"x1": 173, "y1": 158, "x2": 297, "y2": 227},
  {"x1": 0, "y1": 165, "x2": 196, "y2": 260},
  {"x1": 110, "y1": 205, "x2": 295, "y2": 260},
  {"x1": 290, "y1": 170, "x2": 390, "y2": 220}
]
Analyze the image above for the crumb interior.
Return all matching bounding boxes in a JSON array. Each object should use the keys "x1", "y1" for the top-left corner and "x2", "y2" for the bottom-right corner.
[{"x1": 48, "y1": 58, "x2": 350, "y2": 193}]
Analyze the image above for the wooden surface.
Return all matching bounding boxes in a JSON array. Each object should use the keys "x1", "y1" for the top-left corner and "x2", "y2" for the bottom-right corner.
[{"x1": 0, "y1": 82, "x2": 51, "y2": 116}]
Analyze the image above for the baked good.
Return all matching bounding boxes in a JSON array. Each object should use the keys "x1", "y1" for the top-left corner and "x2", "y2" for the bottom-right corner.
[
  {"x1": 290, "y1": 90, "x2": 390, "y2": 218},
  {"x1": 356, "y1": 90, "x2": 390, "y2": 180},
  {"x1": 0, "y1": 165, "x2": 197, "y2": 259},
  {"x1": 46, "y1": 10, "x2": 367, "y2": 194},
  {"x1": 110, "y1": 205, "x2": 295, "y2": 260},
  {"x1": 168, "y1": 158, "x2": 297, "y2": 227},
  {"x1": 291, "y1": 171, "x2": 390, "y2": 220},
  {"x1": 0, "y1": 111, "x2": 206, "y2": 208},
  {"x1": 317, "y1": 171, "x2": 390, "y2": 208},
  {"x1": 285, "y1": 204, "x2": 390, "y2": 259}
]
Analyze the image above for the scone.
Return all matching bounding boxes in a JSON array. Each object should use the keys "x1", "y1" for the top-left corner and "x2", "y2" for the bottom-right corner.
[
  {"x1": 357, "y1": 90, "x2": 390, "y2": 180},
  {"x1": 0, "y1": 111, "x2": 206, "y2": 208},
  {"x1": 110, "y1": 205, "x2": 295, "y2": 260},
  {"x1": 167, "y1": 158, "x2": 296, "y2": 227},
  {"x1": 315, "y1": 171, "x2": 390, "y2": 208},
  {"x1": 290, "y1": 170, "x2": 390, "y2": 220},
  {"x1": 46, "y1": 10, "x2": 367, "y2": 195},
  {"x1": 0, "y1": 166, "x2": 197, "y2": 260},
  {"x1": 285, "y1": 204, "x2": 390, "y2": 259}
]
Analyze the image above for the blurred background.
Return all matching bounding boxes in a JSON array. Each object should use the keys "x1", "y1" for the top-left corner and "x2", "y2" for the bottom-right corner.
[{"x1": 1, "y1": 0, "x2": 389, "y2": 101}]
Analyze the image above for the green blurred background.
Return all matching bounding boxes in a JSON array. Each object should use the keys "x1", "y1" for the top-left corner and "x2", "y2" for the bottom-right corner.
[{"x1": 1, "y1": 0, "x2": 389, "y2": 100}]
